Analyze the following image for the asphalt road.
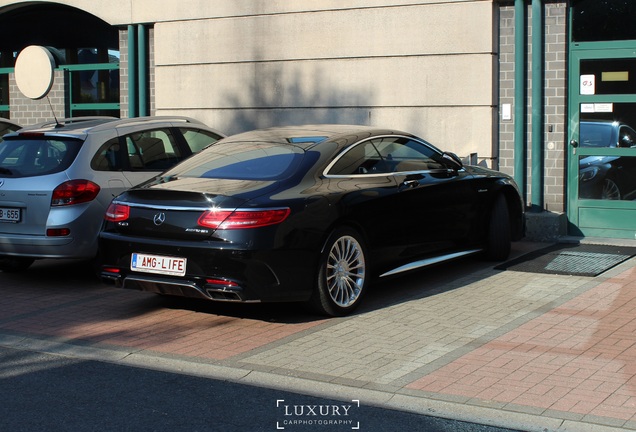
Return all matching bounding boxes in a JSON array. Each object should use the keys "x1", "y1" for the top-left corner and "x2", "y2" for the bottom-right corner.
[{"x1": 0, "y1": 345, "x2": 522, "y2": 432}]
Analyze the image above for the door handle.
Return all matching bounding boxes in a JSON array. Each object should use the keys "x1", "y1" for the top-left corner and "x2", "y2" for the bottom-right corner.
[
  {"x1": 570, "y1": 139, "x2": 579, "y2": 148},
  {"x1": 401, "y1": 179, "x2": 419, "y2": 189}
]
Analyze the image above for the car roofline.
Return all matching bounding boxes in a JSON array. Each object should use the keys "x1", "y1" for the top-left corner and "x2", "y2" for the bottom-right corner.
[
  {"x1": 92, "y1": 116, "x2": 208, "y2": 132},
  {"x1": 215, "y1": 124, "x2": 413, "y2": 148},
  {"x1": 9, "y1": 116, "x2": 223, "y2": 138},
  {"x1": 19, "y1": 117, "x2": 116, "y2": 131}
]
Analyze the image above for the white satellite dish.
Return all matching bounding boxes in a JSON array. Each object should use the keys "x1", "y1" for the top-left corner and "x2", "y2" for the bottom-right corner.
[{"x1": 15, "y1": 45, "x2": 56, "y2": 100}]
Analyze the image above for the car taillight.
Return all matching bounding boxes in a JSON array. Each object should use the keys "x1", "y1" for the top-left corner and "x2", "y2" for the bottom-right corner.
[
  {"x1": 197, "y1": 208, "x2": 290, "y2": 229},
  {"x1": 51, "y1": 180, "x2": 100, "y2": 206},
  {"x1": 105, "y1": 203, "x2": 130, "y2": 222}
]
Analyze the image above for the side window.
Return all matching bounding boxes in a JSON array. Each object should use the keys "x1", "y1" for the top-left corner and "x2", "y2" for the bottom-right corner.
[
  {"x1": 328, "y1": 136, "x2": 447, "y2": 176},
  {"x1": 374, "y1": 137, "x2": 444, "y2": 172},
  {"x1": 125, "y1": 129, "x2": 181, "y2": 170},
  {"x1": 91, "y1": 137, "x2": 122, "y2": 171},
  {"x1": 180, "y1": 128, "x2": 223, "y2": 154},
  {"x1": 328, "y1": 141, "x2": 387, "y2": 175}
]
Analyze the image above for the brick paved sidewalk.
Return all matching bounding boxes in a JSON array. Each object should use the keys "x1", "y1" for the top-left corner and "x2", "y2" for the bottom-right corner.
[{"x1": 1, "y1": 241, "x2": 636, "y2": 431}]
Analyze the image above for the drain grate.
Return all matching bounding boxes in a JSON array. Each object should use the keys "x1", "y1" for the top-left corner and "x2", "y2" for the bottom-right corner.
[{"x1": 495, "y1": 244, "x2": 636, "y2": 277}]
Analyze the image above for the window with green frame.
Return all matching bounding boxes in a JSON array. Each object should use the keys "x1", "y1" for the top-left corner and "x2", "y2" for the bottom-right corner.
[
  {"x1": 64, "y1": 48, "x2": 120, "y2": 117},
  {"x1": 0, "y1": 48, "x2": 120, "y2": 119},
  {"x1": 0, "y1": 67, "x2": 10, "y2": 119}
]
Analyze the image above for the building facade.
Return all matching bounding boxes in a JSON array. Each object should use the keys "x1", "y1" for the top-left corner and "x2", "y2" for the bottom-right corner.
[{"x1": 0, "y1": 0, "x2": 634, "y2": 240}]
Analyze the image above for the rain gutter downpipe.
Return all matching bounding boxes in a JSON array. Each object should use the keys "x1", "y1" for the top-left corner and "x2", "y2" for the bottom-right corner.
[
  {"x1": 137, "y1": 24, "x2": 148, "y2": 117},
  {"x1": 514, "y1": 0, "x2": 526, "y2": 201},
  {"x1": 128, "y1": 25, "x2": 137, "y2": 118},
  {"x1": 530, "y1": 0, "x2": 544, "y2": 212}
]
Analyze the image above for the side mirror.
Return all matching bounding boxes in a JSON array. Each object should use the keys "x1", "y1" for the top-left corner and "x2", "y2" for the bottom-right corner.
[
  {"x1": 619, "y1": 135, "x2": 635, "y2": 148},
  {"x1": 441, "y1": 152, "x2": 463, "y2": 170}
]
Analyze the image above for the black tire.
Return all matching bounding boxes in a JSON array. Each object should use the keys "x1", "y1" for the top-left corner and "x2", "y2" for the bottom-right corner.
[
  {"x1": 310, "y1": 227, "x2": 368, "y2": 317},
  {"x1": 0, "y1": 257, "x2": 34, "y2": 272},
  {"x1": 485, "y1": 194, "x2": 511, "y2": 261}
]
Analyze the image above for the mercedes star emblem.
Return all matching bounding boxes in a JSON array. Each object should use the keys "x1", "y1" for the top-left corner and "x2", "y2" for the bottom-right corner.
[{"x1": 153, "y1": 212, "x2": 166, "y2": 226}]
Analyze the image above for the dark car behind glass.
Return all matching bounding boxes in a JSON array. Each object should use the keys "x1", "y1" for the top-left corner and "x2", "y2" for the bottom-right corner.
[{"x1": 579, "y1": 120, "x2": 636, "y2": 200}]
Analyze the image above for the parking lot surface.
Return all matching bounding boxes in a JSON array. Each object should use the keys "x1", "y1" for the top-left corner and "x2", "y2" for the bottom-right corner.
[{"x1": 2, "y1": 240, "x2": 636, "y2": 431}]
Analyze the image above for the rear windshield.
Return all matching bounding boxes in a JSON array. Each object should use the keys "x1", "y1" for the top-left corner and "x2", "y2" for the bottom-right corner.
[
  {"x1": 0, "y1": 137, "x2": 82, "y2": 178},
  {"x1": 168, "y1": 141, "x2": 304, "y2": 181}
]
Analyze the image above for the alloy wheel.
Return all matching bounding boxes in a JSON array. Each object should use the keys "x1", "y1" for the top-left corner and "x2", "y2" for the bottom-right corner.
[
  {"x1": 325, "y1": 235, "x2": 366, "y2": 307},
  {"x1": 602, "y1": 179, "x2": 621, "y2": 200}
]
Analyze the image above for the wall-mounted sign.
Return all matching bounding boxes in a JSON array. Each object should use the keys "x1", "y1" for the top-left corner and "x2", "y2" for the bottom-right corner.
[
  {"x1": 580, "y1": 74, "x2": 595, "y2": 95},
  {"x1": 14, "y1": 45, "x2": 55, "y2": 100},
  {"x1": 581, "y1": 103, "x2": 613, "y2": 113},
  {"x1": 502, "y1": 103, "x2": 512, "y2": 121}
]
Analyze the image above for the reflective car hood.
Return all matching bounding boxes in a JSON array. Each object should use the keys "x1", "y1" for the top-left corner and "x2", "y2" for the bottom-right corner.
[{"x1": 579, "y1": 155, "x2": 619, "y2": 166}]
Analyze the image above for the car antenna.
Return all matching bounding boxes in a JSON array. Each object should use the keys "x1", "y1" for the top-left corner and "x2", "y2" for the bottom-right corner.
[{"x1": 46, "y1": 96, "x2": 63, "y2": 128}]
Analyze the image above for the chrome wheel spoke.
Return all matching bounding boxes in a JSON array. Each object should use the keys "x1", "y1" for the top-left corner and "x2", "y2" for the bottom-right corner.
[
  {"x1": 602, "y1": 179, "x2": 621, "y2": 200},
  {"x1": 325, "y1": 235, "x2": 366, "y2": 307}
]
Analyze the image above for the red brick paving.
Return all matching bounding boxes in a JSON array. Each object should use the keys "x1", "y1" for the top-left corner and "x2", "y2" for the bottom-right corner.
[
  {"x1": 407, "y1": 265, "x2": 636, "y2": 422},
  {"x1": 4, "y1": 250, "x2": 636, "y2": 429},
  {"x1": 0, "y1": 277, "x2": 324, "y2": 360}
]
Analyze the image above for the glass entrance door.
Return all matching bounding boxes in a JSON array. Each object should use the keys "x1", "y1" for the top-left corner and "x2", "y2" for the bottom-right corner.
[{"x1": 568, "y1": 48, "x2": 636, "y2": 238}]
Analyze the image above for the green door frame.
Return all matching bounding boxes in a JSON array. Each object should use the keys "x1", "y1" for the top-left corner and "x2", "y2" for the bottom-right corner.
[{"x1": 568, "y1": 41, "x2": 636, "y2": 239}]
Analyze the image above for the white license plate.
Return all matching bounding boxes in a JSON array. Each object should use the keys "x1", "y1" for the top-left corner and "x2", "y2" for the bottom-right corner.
[
  {"x1": 131, "y1": 253, "x2": 187, "y2": 276},
  {"x1": 0, "y1": 207, "x2": 20, "y2": 223}
]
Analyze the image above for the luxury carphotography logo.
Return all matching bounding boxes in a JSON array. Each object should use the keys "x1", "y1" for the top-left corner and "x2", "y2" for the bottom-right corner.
[{"x1": 276, "y1": 399, "x2": 361, "y2": 430}]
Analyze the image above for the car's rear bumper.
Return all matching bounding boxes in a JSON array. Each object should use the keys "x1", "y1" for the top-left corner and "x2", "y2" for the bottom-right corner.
[
  {"x1": 0, "y1": 233, "x2": 97, "y2": 259},
  {"x1": 98, "y1": 234, "x2": 317, "y2": 303},
  {"x1": 101, "y1": 272, "x2": 257, "y2": 302}
]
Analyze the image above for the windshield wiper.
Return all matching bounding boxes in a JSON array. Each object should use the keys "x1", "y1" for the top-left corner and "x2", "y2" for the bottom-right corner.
[{"x1": 0, "y1": 167, "x2": 13, "y2": 175}]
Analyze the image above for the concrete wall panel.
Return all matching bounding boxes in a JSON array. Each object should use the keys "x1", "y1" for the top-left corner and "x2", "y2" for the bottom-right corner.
[
  {"x1": 155, "y1": 2, "x2": 492, "y2": 65},
  {"x1": 0, "y1": 0, "x2": 496, "y2": 163},
  {"x1": 157, "y1": 106, "x2": 494, "y2": 163},
  {"x1": 0, "y1": 0, "x2": 132, "y2": 24},
  {"x1": 156, "y1": 55, "x2": 493, "y2": 109},
  {"x1": 133, "y1": 0, "x2": 484, "y2": 24}
]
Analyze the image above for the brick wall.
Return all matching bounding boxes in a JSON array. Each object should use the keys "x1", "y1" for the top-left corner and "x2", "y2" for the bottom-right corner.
[
  {"x1": 9, "y1": 70, "x2": 65, "y2": 126},
  {"x1": 120, "y1": 26, "x2": 155, "y2": 119},
  {"x1": 148, "y1": 27, "x2": 155, "y2": 116},
  {"x1": 498, "y1": 5, "x2": 515, "y2": 178},
  {"x1": 8, "y1": 26, "x2": 151, "y2": 124},
  {"x1": 119, "y1": 29, "x2": 128, "y2": 119},
  {"x1": 543, "y1": 3, "x2": 567, "y2": 213},
  {"x1": 498, "y1": 1, "x2": 567, "y2": 213}
]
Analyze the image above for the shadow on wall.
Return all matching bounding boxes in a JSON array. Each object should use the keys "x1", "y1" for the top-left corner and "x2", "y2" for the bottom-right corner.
[{"x1": 222, "y1": 65, "x2": 373, "y2": 134}]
